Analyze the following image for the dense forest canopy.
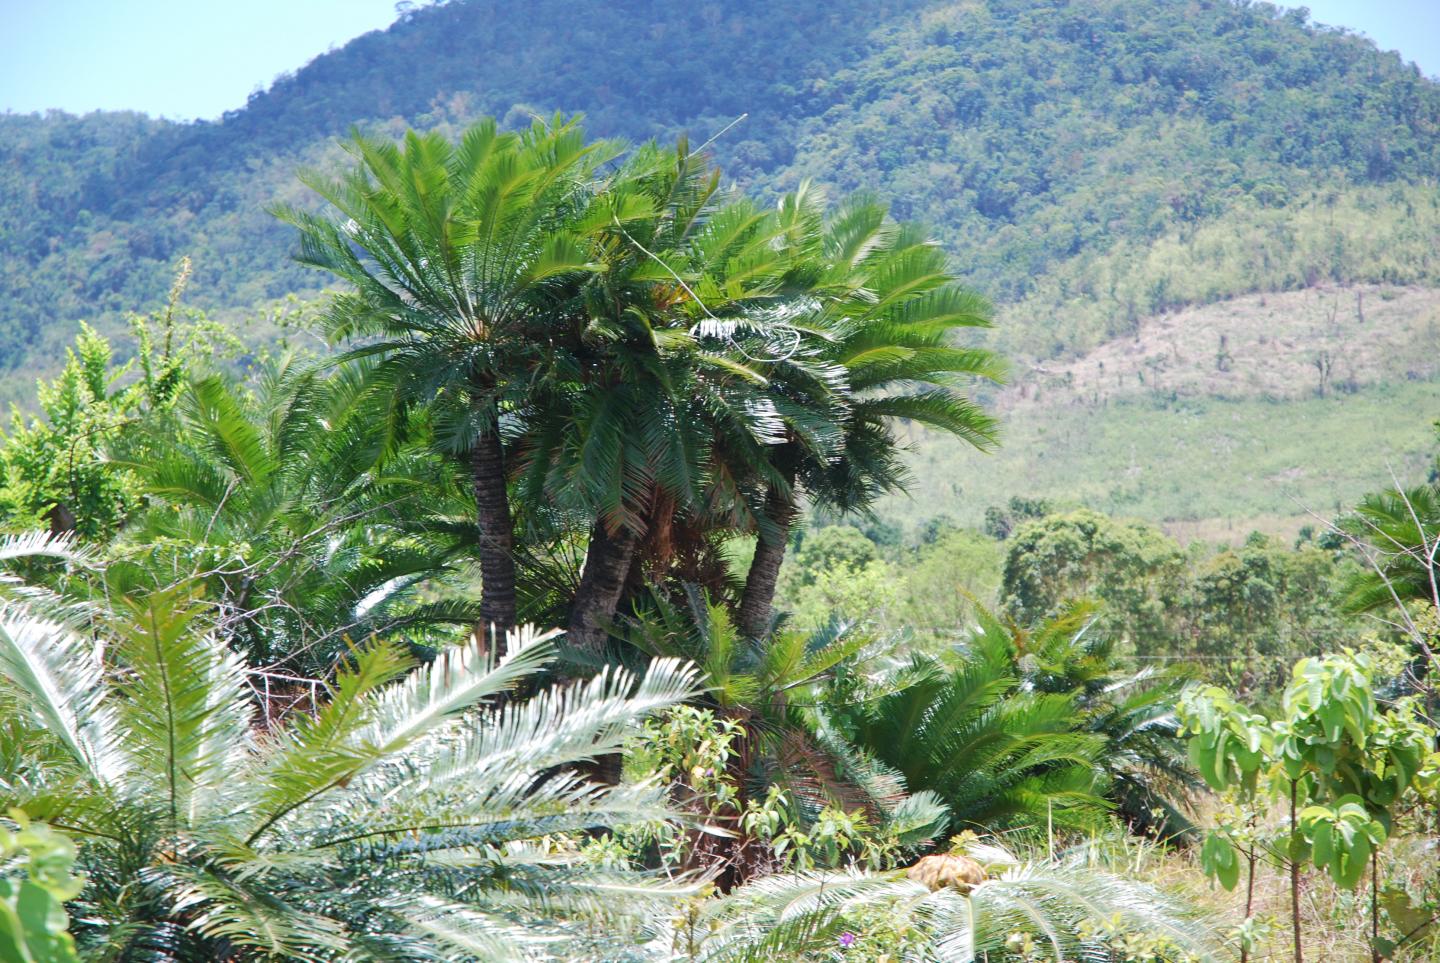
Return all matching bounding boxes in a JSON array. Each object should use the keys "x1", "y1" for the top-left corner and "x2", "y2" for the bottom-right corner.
[{"x1": 4, "y1": 0, "x2": 1438, "y2": 363}]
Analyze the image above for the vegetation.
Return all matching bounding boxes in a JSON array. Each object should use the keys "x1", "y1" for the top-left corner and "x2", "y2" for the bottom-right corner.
[
  {"x1": 1182, "y1": 652, "x2": 1439, "y2": 961},
  {"x1": 0, "y1": 812, "x2": 84, "y2": 963},
  {"x1": 2, "y1": 4, "x2": 1439, "y2": 955},
  {"x1": 5, "y1": 0, "x2": 1440, "y2": 532},
  {"x1": 0, "y1": 563, "x2": 697, "y2": 959}
]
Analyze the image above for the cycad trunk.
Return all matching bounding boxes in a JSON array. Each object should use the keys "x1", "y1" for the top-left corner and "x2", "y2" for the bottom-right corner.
[
  {"x1": 737, "y1": 478, "x2": 798, "y2": 639},
  {"x1": 568, "y1": 520, "x2": 641, "y2": 655},
  {"x1": 472, "y1": 421, "x2": 517, "y2": 645}
]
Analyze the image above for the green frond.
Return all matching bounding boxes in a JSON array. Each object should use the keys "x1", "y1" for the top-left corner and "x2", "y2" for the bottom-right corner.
[
  {"x1": 0, "y1": 603, "x2": 124, "y2": 787},
  {"x1": 266, "y1": 627, "x2": 560, "y2": 810},
  {"x1": 401, "y1": 896, "x2": 545, "y2": 962},
  {"x1": 157, "y1": 864, "x2": 352, "y2": 959},
  {"x1": 0, "y1": 532, "x2": 92, "y2": 569},
  {"x1": 110, "y1": 587, "x2": 254, "y2": 827},
  {"x1": 854, "y1": 392, "x2": 1000, "y2": 451},
  {"x1": 242, "y1": 640, "x2": 419, "y2": 843}
]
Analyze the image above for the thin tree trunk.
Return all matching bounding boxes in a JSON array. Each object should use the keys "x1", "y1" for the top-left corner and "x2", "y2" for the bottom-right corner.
[
  {"x1": 1371, "y1": 849, "x2": 1380, "y2": 963},
  {"x1": 737, "y1": 480, "x2": 798, "y2": 639},
  {"x1": 472, "y1": 420, "x2": 517, "y2": 649},
  {"x1": 568, "y1": 520, "x2": 641, "y2": 655},
  {"x1": 1291, "y1": 779, "x2": 1304, "y2": 963},
  {"x1": 1241, "y1": 844, "x2": 1257, "y2": 963}
]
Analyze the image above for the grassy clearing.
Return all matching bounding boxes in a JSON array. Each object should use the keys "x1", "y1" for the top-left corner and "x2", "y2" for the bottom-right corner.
[
  {"x1": 883, "y1": 379, "x2": 1438, "y2": 536},
  {"x1": 1075, "y1": 819, "x2": 1440, "y2": 962}
]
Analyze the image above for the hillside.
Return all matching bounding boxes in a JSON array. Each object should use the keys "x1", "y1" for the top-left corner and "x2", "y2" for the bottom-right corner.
[
  {"x1": 884, "y1": 283, "x2": 1440, "y2": 536},
  {"x1": 3, "y1": 0, "x2": 1439, "y2": 532}
]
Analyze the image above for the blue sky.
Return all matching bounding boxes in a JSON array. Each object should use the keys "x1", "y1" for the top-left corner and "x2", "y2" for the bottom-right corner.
[{"x1": 1, "y1": 0, "x2": 1437, "y2": 121}]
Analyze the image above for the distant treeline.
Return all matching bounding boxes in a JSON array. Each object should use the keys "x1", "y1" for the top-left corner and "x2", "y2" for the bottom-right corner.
[{"x1": 2, "y1": 0, "x2": 1439, "y2": 382}]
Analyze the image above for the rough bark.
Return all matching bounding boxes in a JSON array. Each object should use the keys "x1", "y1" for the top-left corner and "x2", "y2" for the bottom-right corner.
[
  {"x1": 568, "y1": 519, "x2": 641, "y2": 655},
  {"x1": 737, "y1": 481, "x2": 798, "y2": 639},
  {"x1": 471, "y1": 421, "x2": 517, "y2": 648}
]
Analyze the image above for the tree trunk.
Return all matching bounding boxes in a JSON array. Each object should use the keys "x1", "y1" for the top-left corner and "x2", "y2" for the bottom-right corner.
[
  {"x1": 1290, "y1": 779, "x2": 1305, "y2": 963},
  {"x1": 737, "y1": 480, "x2": 798, "y2": 639},
  {"x1": 1371, "y1": 849, "x2": 1380, "y2": 963},
  {"x1": 471, "y1": 421, "x2": 517, "y2": 649},
  {"x1": 1240, "y1": 844, "x2": 1257, "y2": 963},
  {"x1": 568, "y1": 520, "x2": 641, "y2": 655}
]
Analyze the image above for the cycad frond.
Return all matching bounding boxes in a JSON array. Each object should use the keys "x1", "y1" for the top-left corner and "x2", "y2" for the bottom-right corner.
[
  {"x1": 3, "y1": 602, "x2": 693, "y2": 959},
  {"x1": 0, "y1": 531, "x2": 92, "y2": 568},
  {"x1": 361, "y1": 625, "x2": 559, "y2": 755},
  {"x1": 682, "y1": 852, "x2": 1220, "y2": 962},
  {"x1": 111, "y1": 587, "x2": 254, "y2": 827},
  {"x1": 0, "y1": 604, "x2": 123, "y2": 788}
]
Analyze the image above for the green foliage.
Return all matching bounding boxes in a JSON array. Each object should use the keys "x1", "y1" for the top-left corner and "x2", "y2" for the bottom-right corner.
[
  {"x1": 0, "y1": 558, "x2": 700, "y2": 959},
  {"x1": 779, "y1": 527, "x2": 900, "y2": 633},
  {"x1": 0, "y1": 306, "x2": 196, "y2": 539},
  {"x1": 888, "y1": 527, "x2": 1004, "y2": 642},
  {"x1": 1181, "y1": 650, "x2": 1440, "y2": 958},
  {"x1": 1003, "y1": 509, "x2": 1186, "y2": 655},
  {"x1": 624, "y1": 591, "x2": 944, "y2": 885},
  {"x1": 0, "y1": 813, "x2": 84, "y2": 963},
  {"x1": 7, "y1": 0, "x2": 1439, "y2": 377},
  {"x1": 671, "y1": 838, "x2": 1220, "y2": 962},
  {"x1": 1184, "y1": 534, "x2": 1353, "y2": 690},
  {"x1": 1338, "y1": 480, "x2": 1440, "y2": 615},
  {"x1": 789, "y1": 526, "x2": 879, "y2": 576},
  {"x1": 1001, "y1": 510, "x2": 1354, "y2": 687},
  {"x1": 824, "y1": 615, "x2": 1109, "y2": 833},
  {"x1": 1181, "y1": 686, "x2": 1271, "y2": 796},
  {"x1": 629, "y1": 703, "x2": 944, "y2": 876},
  {"x1": 1299, "y1": 795, "x2": 1387, "y2": 889},
  {"x1": 983, "y1": 495, "x2": 1052, "y2": 542},
  {"x1": 774, "y1": 522, "x2": 1006, "y2": 645},
  {"x1": 1009, "y1": 603, "x2": 1199, "y2": 838},
  {"x1": 115, "y1": 360, "x2": 476, "y2": 673},
  {"x1": 7, "y1": 0, "x2": 1440, "y2": 535},
  {"x1": 1273, "y1": 652, "x2": 1434, "y2": 818}
]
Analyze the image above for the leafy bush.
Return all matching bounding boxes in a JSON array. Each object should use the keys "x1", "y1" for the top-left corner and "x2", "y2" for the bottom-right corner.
[{"x1": 0, "y1": 813, "x2": 84, "y2": 963}]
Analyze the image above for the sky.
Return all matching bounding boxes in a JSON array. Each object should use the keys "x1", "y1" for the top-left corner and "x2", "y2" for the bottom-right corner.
[
  {"x1": 0, "y1": 0, "x2": 401, "y2": 120},
  {"x1": 1, "y1": 0, "x2": 1437, "y2": 121}
]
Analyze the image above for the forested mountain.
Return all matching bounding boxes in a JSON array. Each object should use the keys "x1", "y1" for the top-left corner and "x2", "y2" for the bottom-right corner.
[{"x1": 4, "y1": 0, "x2": 1438, "y2": 530}]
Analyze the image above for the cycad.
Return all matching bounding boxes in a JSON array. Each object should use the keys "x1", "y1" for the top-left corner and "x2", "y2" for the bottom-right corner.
[
  {"x1": 276, "y1": 115, "x2": 618, "y2": 639},
  {"x1": 518, "y1": 142, "x2": 844, "y2": 656},
  {"x1": 1337, "y1": 482, "x2": 1440, "y2": 614},
  {"x1": 626, "y1": 590, "x2": 943, "y2": 887},
  {"x1": 736, "y1": 195, "x2": 1004, "y2": 639},
  {"x1": 823, "y1": 616, "x2": 1108, "y2": 833},
  {"x1": 115, "y1": 361, "x2": 475, "y2": 676},
  {"x1": 660, "y1": 839, "x2": 1219, "y2": 962},
  {"x1": 0, "y1": 556, "x2": 698, "y2": 960},
  {"x1": 1010, "y1": 602, "x2": 1199, "y2": 838}
]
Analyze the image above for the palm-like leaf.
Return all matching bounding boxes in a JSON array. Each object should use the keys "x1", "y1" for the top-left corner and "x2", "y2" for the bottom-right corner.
[
  {"x1": 1338, "y1": 483, "x2": 1440, "y2": 613},
  {"x1": 824, "y1": 620, "x2": 1110, "y2": 833},
  {"x1": 735, "y1": 192, "x2": 1005, "y2": 638},
  {"x1": 115, "y1": 364, "x2": 474, "y2": 674},
  {"x1": 671, "y1": 843, "x2": 1220, "y2": 962},
  {"x1": 0, "y1": 605, "x2": 123, "y2": 790},
  {"x1": 0, "y1": 560, "x2": 700, "y2": 960},
  {"x1": 1008, "y1": 603, "x2": 1200, "y2": 838}
]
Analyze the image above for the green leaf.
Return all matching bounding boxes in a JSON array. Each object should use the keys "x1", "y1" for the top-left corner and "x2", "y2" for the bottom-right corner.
[{"x1": 1200, "y1": 833, "x2": 1239, "y2": 891}]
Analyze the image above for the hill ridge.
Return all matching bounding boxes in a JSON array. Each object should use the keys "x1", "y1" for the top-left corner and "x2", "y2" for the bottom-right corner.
[{"x1": 4, "y1": 0, "x2": 1438, "y2": 528}]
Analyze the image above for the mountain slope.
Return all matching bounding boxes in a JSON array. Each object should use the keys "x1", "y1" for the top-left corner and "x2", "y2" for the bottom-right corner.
[
  {"x1": 3, "y1": 0, "x2": 1438, "y2": 530},
  {"x1": 884, "y1": 283, "x2": 1440, "y2": 535}
]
